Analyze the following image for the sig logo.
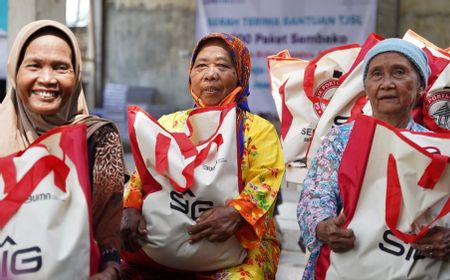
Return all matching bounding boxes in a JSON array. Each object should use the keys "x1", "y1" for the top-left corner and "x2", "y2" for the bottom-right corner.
[
  {"x1": 378, "y1": 230, "x2": 425, "y2": 261},
  {"x1": 0, "y1": 236, "x2": 42, "y2": 278},
  {"x1": 169, "y1": 190, "x2": 214, "y2": 220}
]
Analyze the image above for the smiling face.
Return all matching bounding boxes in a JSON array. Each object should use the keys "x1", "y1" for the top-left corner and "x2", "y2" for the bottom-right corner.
[
  {"x1": 16, "y1": 34, "x2": 76, "y2": 115},
  {"x1": 365, "y1": 52, "x2": 422, "y2": 127},
  {"x1": 190, "y1": 40, "x2": 238, "y2": 106}
]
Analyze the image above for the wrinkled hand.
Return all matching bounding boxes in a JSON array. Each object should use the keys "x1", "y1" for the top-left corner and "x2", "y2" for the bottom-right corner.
[
  {"x1": 412, "y1": 226, "x2": 450, "y2": 260},
  {"x1": 188, "y1": 206, "x2": 242, "y2": 243},
  {"x1": 316, "y1": 213, "x2": 355, "y2": 253},
  {"x1": 89, "y1": 265, "x2": 118, "y2": 280},
  {"x1": 120, "y1": 208, "x2": 147, "y2": 252}
]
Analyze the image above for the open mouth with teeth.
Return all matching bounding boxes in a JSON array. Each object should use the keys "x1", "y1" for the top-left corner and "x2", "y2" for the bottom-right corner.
[
  {"x1": 32, "y1": 91, "x2": 59, "y2": 100},
  {"x1": 203, "y1": 87, "x2": 221, "y2": 94}
]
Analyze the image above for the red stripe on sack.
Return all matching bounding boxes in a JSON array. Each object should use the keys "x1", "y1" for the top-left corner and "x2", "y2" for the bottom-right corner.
[
  {"x1": 155, "y1": 134, "x2": 171, "y2": 175},
  {"x1": 423, "y1": 48, "x2": 450, "y2": 93},
  {"x1": 128, "y1": 106, "x2": 163, "y2": 194},
  {"x1": 0, "y1": 155, "x2": 69, "y2": 228},
  {"x1": 338, "y1": 115, "x2": 376, "y2": 226},
  {"x1": 172, "y1": 132, "x2": 197, "y2": 158},
  {"x1": 59, "y1": 124, "x2": 100, "y2": 275},
  {"x1": 279, "y1": 78, "x2": 293, "y2": 140},
  {"x1": 418, "y1": 153, "x2": 449, "y2": 189},
  {"x1": 0, "y1": 156, "x2": 17, "y2": 194},
  {"x1": 170, "y1": 134, "x2": 224, "y2": 193},
  {"x1": 315, "y1": 246, "x2": 331, "y2": 280}
]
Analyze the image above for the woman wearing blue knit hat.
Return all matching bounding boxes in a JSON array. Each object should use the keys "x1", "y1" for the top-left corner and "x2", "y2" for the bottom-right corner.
[{"x1": 297, "y1": 38, "x2": 449, "y2": 279}]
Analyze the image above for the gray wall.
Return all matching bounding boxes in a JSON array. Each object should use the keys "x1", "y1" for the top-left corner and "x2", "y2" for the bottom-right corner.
[
  {"x1": 8, "y1": 0, "x2": 65, "y2": 48},
  {"x1": 104, "y1": 0, "x2": 196, "y2": 110},
  {"x1": 377, "y1": 0, "x2": 450, "y2": 48},
  {"x1": 399, "y1": 0, "x2": 450, "y2": 48}
]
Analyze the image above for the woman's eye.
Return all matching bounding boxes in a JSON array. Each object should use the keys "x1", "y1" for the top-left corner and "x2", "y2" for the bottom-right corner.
[
  {"x1": 394, "y1": 68, "x2": 405, "y2": 76},
  {"x1": 195, "y1": 64, "x2": 207, "y2": 69},
  {"x1": 370, "y1": 70, "x2": 382, "y2": 78},
  {"x1": 26, "y1": 63, "x2": 39, "y2": 69},
  {"x1": 55, "y1": 64, "x2": 72, "y2": 73}
]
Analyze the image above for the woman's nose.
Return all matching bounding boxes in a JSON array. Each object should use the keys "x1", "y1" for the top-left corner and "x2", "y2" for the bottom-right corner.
[
  {"x1": 380, "y1": 75, "x2": 394, "y2": 89},
  {"x1": 204, "y1": 66, "x2": 219, "y2": 80},
  {"x1": 37, "y1": 68, "x2": 57, "y2": 85}
]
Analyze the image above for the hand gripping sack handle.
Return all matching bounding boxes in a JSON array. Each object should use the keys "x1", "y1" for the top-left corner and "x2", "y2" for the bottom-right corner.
[
  {"x1": 128, "y1": 104, "x2": 247, "y2": 271},
  {"x1": 306, "y1": 33, "x2": 383, "y2": 167},
  {"x1": 0, "y1": 124, "x2": 99, "y2": 279},
  {"x1": 386, "y1": 153, "x2": 450, "y2": 244},
  {"x1": 402, "y1": 29, "x2": 450, "y2": 133},
  {"x1": 267, "y1": 45, "x2": 360, "y2": 178},
  {"x1": 315, "y1": 115, "x2": 450, "y2": 280}
]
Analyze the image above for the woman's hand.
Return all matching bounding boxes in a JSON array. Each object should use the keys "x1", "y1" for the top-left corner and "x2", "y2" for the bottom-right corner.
[
  {"x1": 316, "y1": 213, "x2": 355, "y2": 253},
  {"x1": 412, "y1": 226, "x2": 450, "y2": 260},
  {"x1": 89, "y1": 265, "x2": 118, "y2": 280},
  {"x1": 120, "y1": 208, "x2": 147, "y2": 252},
  {"x1": 188, "y1": 206, "x2": 242, "y2": 243}
]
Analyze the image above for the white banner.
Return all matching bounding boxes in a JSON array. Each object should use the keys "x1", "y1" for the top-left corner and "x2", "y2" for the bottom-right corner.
[{"x1": 196, "y1": 0, "x2": 377, "y2": 116}]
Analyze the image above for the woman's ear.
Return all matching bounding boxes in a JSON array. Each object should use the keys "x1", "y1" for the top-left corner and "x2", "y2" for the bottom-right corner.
[{"x1": 414, "y1": 87, "x2": 424, "y2": 107}]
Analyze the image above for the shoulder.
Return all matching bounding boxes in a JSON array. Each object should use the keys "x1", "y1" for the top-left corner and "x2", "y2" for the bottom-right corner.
[
  {"x1": 90, "y1": 123, "x2": 119, "y2": 139},
  {"x1": 158, "y1": 109, "x2": 191, "y2": 131},
  {"x1": 88, "y1": 123, "x2": 122, "y2": 148},
  {"x1": 407, "y1": 120, "x2": 430, "y2": 132},
  {"x1": 327, "y1": 122, "x2": 353, "y2": 140},
  {"x1": 244, "y1": 111, "x2": 277, "y2": 134},
  {"x1": 321, "y1": 122, "x2": 354, "y2": 154}
]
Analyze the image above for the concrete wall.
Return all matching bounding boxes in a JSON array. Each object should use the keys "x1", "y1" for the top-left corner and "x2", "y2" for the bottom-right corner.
[
  {"x1": 8, "y1": 0, "x2": 65, "y2": 48},
  {"x1": 104, "y1": 0, "x2": 196, "y2": 110},
  {"x1": 376, "y1": 0, "x2": 400, "y2": 38},
  {"x1": 399, "y1": 0, "x2": 450, "y2": 48},
  {"x1": 376, "y1": 0, "x2": 450, "y2": 49}
]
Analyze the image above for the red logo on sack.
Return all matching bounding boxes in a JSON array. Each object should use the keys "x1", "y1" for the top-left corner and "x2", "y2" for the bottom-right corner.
[
  {"x1": 313, "y1": 79, "x2": 340, "y2": 116},
  {"x1": 424, "y1": 89, "x2": 450, "y2": 130}
]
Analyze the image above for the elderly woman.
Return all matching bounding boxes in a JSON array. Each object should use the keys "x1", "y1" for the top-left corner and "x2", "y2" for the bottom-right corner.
[
  {"x1": 121, "y1": 33, "x2": 284, "y2": 279},
  {"x1": 0, "y1": 20, "x2": 126, "y2": 279},
  {"x1": 297, "y1": 38, "x2": 450, "y2": 279}
]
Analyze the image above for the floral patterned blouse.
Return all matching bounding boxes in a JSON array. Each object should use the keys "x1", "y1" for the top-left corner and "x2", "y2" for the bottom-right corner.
[
  {"x1": 124, "y1": 109, "x2": 285, "y2": 248},
  {"x1": 297, "y1": 120, "x2": 428, "y2": 280}
]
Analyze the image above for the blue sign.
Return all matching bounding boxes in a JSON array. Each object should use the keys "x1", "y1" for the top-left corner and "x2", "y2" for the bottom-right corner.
[{"x1": 0, "y1": 0, "x2": 7, "y2": 33}]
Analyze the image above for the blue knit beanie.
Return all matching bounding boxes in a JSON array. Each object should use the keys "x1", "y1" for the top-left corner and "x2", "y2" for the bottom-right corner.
[{"x1": 363, "y1": 38, "x2": 430, "y2": 89}]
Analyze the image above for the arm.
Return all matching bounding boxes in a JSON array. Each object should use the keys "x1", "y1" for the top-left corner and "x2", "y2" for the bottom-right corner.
[
  {"x1": 121, "y1": 172, "x2": 148, "y2": 252},
  {"x1": 297, "y1": 126, "x2": 349, "y2": 253},
  {"x1": 228, "y1": 115, "x2": 285, "y2": 247},
  {"x1": 90, "y1": 125, "x2": 125, "y2": 279}
]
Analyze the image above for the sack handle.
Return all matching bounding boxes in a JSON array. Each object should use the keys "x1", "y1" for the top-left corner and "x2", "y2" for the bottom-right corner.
[
  {"x1": 155, "y1": 132, "x2": 224, "y2": 193},
  {"x1": 385, "y1": 154, "x2": 450, "y2": 243},
  {"x1": 0, "y1": 155, "x2": 69, "y2": 228},
  {"x1": 303, "y1": 44, "x2": 359, "y2": 104}
]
